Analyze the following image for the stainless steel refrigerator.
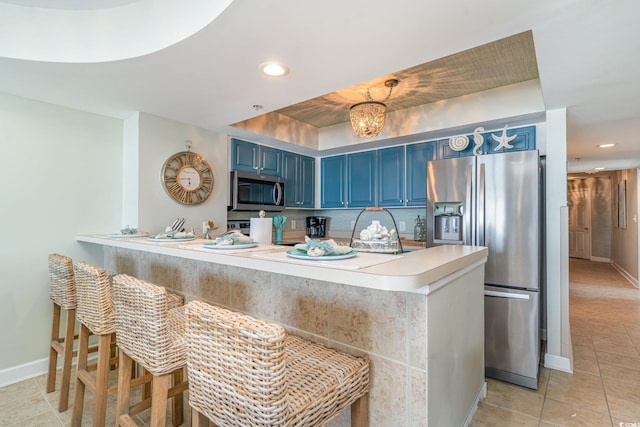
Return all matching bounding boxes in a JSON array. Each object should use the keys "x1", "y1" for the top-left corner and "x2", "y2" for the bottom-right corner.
[{"x1": 426, "y1": 150, "x2": 541, "y2": 389}]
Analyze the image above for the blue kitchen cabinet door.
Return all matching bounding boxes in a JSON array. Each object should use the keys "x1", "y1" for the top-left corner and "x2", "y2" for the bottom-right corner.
[
  {"x1": 230, "y1": 138, "x2": 282, "y2": 176},
  {"x1": 347, "y1": 151, "x2": 376, "y2": 208},
  {"x1": 299, "y1": 155, "x2": 315, "y2": 208},
  {"x1": 438, "y1": 137, "x2": 476, "y2": 158},
  {"x1": 283, "y1": 152, "x2": 315, "y2": 208},
  {"x1": 259, "y1": 145, "x2": 283, "y2": 176},
  {"x1": 230, "y1": 138, "x2": 259, "y2": 172},
  {"x1": 486, "y1": 125, "x2": 536, "y2": 154},
  {"x1": 406, "y1": 141, "x2": 436, "y2": 206},
  {"x1": 282, "y1": 152, "x2": 299, "y2": 207},
  {"x1": 377, "y1": 146, "x2": 405, "y2": 207},
  {"x1": 321, "y1": 155, "x2": 346, "y2": 208},
  {"x1": 439, "y1": 126, "x2": 537, "y2": 158}
]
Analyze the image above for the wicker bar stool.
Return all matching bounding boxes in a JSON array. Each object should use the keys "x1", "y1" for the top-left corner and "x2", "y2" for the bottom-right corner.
[
  {"x1": 185, "y1": 300, "x2": 370, "y2": 427},
  {"x1": 72, "y1": 261, "x2": 118, "y2": 427},
  {"x1": 111, "y1": 274, "x2": 188, "y2": 427},
  {"x1": 46, "y1": 253, "x2": 77, "y2": 412}
]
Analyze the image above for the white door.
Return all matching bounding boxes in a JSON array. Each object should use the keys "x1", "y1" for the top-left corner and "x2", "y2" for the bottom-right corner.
[{"x1": 568, "y1": 189, "x2": 591, "y2": 259}]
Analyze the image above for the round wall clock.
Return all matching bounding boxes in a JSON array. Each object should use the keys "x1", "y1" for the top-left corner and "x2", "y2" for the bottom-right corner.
[{"x1": 162, "y1": 150, "x2": 214, "y2": 205}]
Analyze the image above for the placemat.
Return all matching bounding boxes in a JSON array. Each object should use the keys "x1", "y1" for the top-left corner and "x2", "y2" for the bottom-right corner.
[{"x1": 251, "y1": 250, "x2": 402, "y2": 270}]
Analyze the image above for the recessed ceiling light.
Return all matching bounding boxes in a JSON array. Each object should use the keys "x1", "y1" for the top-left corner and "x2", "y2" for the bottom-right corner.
[
  {"x1": 598, "y1": 143, "x2": 615, "y2": 148},
  {"x1": 594, "y1": 167, "x2": 605, "y2": 170},
  {"x1": 259, "y1": 62, "x2": 289, "y2": 77}
]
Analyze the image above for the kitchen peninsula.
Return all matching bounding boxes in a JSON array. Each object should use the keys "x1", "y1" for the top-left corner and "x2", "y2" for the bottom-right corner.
[{"x1": 77, "y1": 235, "x2": 488, "y2": 427}]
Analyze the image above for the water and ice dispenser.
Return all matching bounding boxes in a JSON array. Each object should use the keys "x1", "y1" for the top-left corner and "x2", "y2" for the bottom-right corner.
[{"x1": 433, "y1": 202, "x2": 463, "y2": 244}]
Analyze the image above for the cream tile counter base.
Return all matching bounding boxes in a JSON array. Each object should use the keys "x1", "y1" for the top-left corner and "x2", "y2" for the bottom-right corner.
[{"x1": 77, "y1": 235, "x2": 488, "y2": 427}]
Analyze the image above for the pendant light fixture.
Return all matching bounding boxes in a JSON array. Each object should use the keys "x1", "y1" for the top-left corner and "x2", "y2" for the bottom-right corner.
[{"x1": 349, "y1": 79, "x2": 399, "y2": 138}]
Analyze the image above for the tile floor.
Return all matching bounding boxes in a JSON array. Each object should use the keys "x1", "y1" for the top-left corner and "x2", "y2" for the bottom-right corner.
[
  {"x1": 471, "y1": 258, "x2": 640, "y2": 426},
  {"x1": 1, "y1": 258, "x2": 639, "y2": 426}
]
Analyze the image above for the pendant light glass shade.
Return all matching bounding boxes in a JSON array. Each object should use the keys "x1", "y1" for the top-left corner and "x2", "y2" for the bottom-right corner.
[
  {"x1": 349, "y1": 101, "x2": 387, "y2": 138},
  {"x1": 348, "y1": 79, "x2": 398, "y2": 138}
]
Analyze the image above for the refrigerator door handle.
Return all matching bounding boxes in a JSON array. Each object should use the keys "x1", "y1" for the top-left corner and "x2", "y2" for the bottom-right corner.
[
  {"x1": 484, "y1": 290, "x2": 530, "y2": 300},
  {"x1": 465, "y1": 164, "x2": 472, "y2": 245},
  {"x1": 478, "y1": 162, "x2": 485, "y2": 246}
]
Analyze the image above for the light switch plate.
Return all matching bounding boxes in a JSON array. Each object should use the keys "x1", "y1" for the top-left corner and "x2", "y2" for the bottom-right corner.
[
  {"x1": 291, "y1": 220, "x2": 296, "y2": 229},
  {"x1": 399, "y1": 221, "x2": 406, "y2": 232}
]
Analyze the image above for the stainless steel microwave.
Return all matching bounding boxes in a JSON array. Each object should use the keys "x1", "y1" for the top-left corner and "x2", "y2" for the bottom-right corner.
[{"x1": 229, "y1": 170, "x2": 286, "y2": 211}]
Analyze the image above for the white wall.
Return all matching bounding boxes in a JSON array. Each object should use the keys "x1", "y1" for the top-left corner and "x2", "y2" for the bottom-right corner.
[
  {"x1": 0, "y1": 93, "x2": 122, "y2": 380},
  {"x1": 544, "y1": 108, "x2": 572, "y2": 372},
  {"x1": 134, "y1": 113, "x2": 229, "y2": 234}
]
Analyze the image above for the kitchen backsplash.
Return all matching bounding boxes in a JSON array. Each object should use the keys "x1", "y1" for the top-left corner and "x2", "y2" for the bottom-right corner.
[{"x1": 228, "y1": 207, "x2": 427, "y2": 239}]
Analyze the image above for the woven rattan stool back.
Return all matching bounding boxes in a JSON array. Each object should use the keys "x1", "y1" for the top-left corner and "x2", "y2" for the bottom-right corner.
[
  {"x1": 73, "y1": 261, "x2": 115, "y2": 335},
  {"x1": 48, "y1": 253, "x2": 76, "y2": 309},
  {"x1": 186, "y1": 300, "x2": 289, "y2": 426},
  {"x1": 186, "y1": 300, "x2": 370, "y2": 427},
  {"x1": 111, "y1": 274, "x2": 186, "y2": 376}
]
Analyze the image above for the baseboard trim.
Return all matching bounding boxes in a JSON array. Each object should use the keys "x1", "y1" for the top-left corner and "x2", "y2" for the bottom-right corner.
[
  {"x1": 0, "y1": 358, "x2": 50, "y2": 388},
  {"x1": 590, "y1": 256, "x2": 610, "y2": 263},
  {"x1": 463, "y1": 381, "x2": 487, "y2": 427},
  {"x1": 544, "y1": 353, "x2": 572, "y2": 373},
  {"x1": 0, "y1": 350, "x2": 98, "y2": 388},
  {"x1": 611, "y1": 261, "x2": 639, "y2": 288}
]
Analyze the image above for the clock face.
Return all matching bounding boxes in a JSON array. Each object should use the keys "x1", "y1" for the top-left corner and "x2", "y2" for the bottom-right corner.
[{"x1": 162, "y1": 151, "x2": 214, "y2": 205}]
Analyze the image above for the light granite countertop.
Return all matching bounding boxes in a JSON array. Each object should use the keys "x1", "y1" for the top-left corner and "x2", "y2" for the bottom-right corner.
[{"x1": 77, "y1": 234, "x2": 487, "y2": 293}]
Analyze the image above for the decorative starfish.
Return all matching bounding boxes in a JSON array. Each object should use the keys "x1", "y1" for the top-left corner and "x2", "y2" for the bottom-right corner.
[
  {"x1": 473, "y1": 127, "x2": 485, "y2": 156},
  {"x1": 491, "y1": 125, "x2": 517, "y2": 150}
]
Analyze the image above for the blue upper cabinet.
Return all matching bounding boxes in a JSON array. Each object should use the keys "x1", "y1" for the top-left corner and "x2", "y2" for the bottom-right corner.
[
  {"x1": 439, "y1": 126, "x2": 536, "y2": 158},
  {"x1": 320, "y1": 155, "x2": 346, "y2": 208},
  {"x1": 377, "y1": 146, "x2": 405, "y2": 207},
  {"x1": 283, "y1": 152, "x2": 315, "y2": 208},
  {"x1": 320, "y1": 151, "x2": 376, "y2": 208},
  {"x1": 486, "y1": 125, "x2": 536, "y2": 154},
  {"x1": 299, "y1": 155, "x2": 315, "y2": 208},
  {"x1": 230, "y1": 138, "x2": 282, "y2": 176},
  {"x1": 347, "y1": 151, "x2": 376, "y2": 208},
  {"x1": 438, "y1": 136, "x2": 475, "y2": 158},
  {"x1": 405, "y1": 141, "x2": 436, "y2": 206}
]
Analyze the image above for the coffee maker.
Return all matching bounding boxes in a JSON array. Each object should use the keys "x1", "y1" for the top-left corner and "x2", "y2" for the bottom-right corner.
[{"x1": 305, "y1": 216, "x2": 326, "y2": 237}]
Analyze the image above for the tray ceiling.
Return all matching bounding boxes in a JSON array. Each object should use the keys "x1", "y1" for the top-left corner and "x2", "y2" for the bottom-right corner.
[{"x1": 272, "y1": 31, "x2": 539, "y2": 129}]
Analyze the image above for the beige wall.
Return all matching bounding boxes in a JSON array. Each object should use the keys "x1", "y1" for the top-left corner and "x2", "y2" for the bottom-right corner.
[
  {"x1": 0, "y1": 93, "x2": 122, "y2": 378},
  {"x1": 611, "y1": 169, "x2": 639, "y2": 284}
]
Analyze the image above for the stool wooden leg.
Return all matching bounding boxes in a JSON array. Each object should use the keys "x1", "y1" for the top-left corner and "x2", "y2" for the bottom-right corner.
[
  {"x1": 71, "y1": 323, "x2": 90, "y2": 427},
  {"x1": 171, "y1": 368, "x2": 184, "y2": 427},
  {"x1": 93, "y1": 333, "x2": 112, "y2": 427},
  {"x1": 191, "y1": 408, "x2": 212, "y2": 427},
  {"x1": 58, "y1": 307, "x2": 76, "y2": 412},
  {"x1": 116, "y1": 351, "x2": 133, "y2": 427},
  {"x1": 350, "y1": 393, "x2": 369, "y2": 427},
  {"x1": 150, "y1": 374, "x2": 169, "y2": 427},
  {"x1": 142, "y1": 367, "x2": 151, "y2": 400},
  {"x1": 46, "y1": 302, "x2": 61, "y2": 393}
]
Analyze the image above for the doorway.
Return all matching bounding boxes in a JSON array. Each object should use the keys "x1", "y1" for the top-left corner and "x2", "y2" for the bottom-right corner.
[
  {"x1": 568, "y1": 188, "x2": 591, "y2": 259},
  {"x1": 566, "y1": 174, "x2": 614, "y2": 263}
]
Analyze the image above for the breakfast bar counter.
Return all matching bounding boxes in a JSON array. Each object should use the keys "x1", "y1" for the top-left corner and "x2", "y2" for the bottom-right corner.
[{"x1": 77, "y1": 235, "x2": 488, "y2": 427}]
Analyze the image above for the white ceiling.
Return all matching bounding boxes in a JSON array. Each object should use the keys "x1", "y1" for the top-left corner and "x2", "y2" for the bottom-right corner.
[{"x1": 0, "y1": 0, "x2": 639, "y2": 173}]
